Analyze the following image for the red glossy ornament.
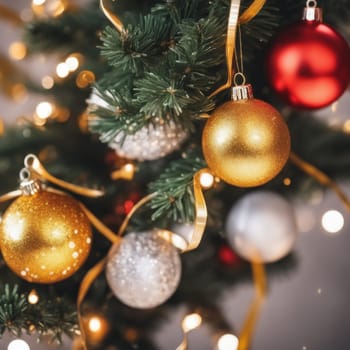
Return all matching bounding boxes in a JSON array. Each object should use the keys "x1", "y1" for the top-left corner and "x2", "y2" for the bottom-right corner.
[{"x1": 266, "y1": 6, "x2": 350, "y2": 110}]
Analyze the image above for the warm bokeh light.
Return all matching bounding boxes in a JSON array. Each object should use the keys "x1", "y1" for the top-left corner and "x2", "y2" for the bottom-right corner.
[
  {"x1": 28, "y1": 289, "x2": 39, "y2": 304},
  {"x1": 11, "y1": 84, "x2": 27, "y2": 102},
  {"x1": 65, "y1": 55, "x2": 80, "y2": 72},
  {"x1": 343, "y1": 119, "x2": 350, "y2": 134},
  {"x1": 32, "y1": 0, "x2": 46, "y2": 5},
  {"x1": 199, "y1": 171, "x2": 215, "y2": 189},
  {"x1": 283, "y1": 177, "x2": 292, "y2": 186},
  {"x1": 76, "y1": 70, "x2": 95, "y2": 88},
  {"x1": 56, "y1": 62, "x2": 70, "y2": 78},
  {"x1": 88, "y1": 316, "x2": 102, "y2": 333},
  {"x1": 36, "y1": 101, "x2": 54, "y2": 119},
  {"x1": 8, "y1": 42, "x2": 27, "y2": 60},
  {"x1": 41, "y1": 76, "x2": 54, "y2": 89},
  {"x1": 8, "y1": 339, "x2": 30, "y2": 350},
  {"x1": 217, "y1": 333, "x2": 239, "y2": 350},
  {"x1": 321, "y1": 209, "x2": 344, "y2": 233},
  {"x1": 182, "y1": 313, "x2": 202, "y2": 332}
]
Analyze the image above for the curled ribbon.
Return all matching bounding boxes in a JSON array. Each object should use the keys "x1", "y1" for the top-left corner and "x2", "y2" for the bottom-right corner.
[
  {"x1": 24, "y1": 154, "x2": 104, "y2": 198},
  {"x1": 100, "y1": 0, "x2": 125, "y2": 32},
  {"x1": 181, "y1": 168, "x2": 209, "y2": 252},
  {"x1": 289, "y1": 151, "x2": 350, "y2": 210},
  {"x1": 238, "y1": 262, "x2": 266, "y2": 350},
  {"x1": 209, "y1": 0, "x2": 266, "y2": 99}
]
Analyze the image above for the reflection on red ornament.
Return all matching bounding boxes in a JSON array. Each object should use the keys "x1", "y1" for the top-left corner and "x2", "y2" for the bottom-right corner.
[
  {"x1": 266, "y1": 20, "x2": 350, "y2": 109},
  {"x1": 218, "y1": 245, "x2": 241, "y2": 267}
]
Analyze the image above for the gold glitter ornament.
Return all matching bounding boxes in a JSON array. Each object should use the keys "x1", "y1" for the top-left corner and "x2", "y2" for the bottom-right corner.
[
  {"x1": 202, "y1": 84, "x2": 291, "y2": 187},
  {"x1": 0, "y1": 189, "x2": 92, "y2": 284}
]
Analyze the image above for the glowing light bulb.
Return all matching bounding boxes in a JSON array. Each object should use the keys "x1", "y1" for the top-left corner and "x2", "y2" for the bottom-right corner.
[
  {"x1": 36, "y1": 102, "x2": 53, "y2": 119},
  {"x1": 343, "y1": 120, "x2": 350, "y2": 134},
  {"x1": 28, "y1": 289, "x2": 39, "y2": 304},
  {"x1": 65, "y1": 56, "x2": 80, "y2": 72},
  {"x1": 199, "y1": 171, "x2": 215, "y2": 189},
  {"x1": 32, "y1": 0, "x2": 46, "y2": 5},
  {"x1": 182, "y1": 313, "x2": 202, "y2": 332},
  {"x1": 8, "y1": 42, "x2": 27, "y2": 60},
  {"x1": 283, "y1": 177, "x2": 292, "y2": 186},
  {"x1": 321, "y1": 210, "x2": 344, "y2": 234},
  {"x1": 56, "y1": 62, "x2": 69, "y2": 78},
  {"x1": 41, "y1": 76, "x2": 54, "y2": 89},
  {"x1": 217, "y1": 334, "x2": 239, "y2": 350},
  {"x1": 8, "y1": 339, "x2": 30, "y2": 350},
  {"x1": 88, "y1": 317, "x2": 102, "y2": 333}
]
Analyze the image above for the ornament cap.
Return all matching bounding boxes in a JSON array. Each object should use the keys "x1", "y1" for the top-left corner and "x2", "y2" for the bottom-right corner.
[
  {"x1": 19, "y1": 168, "x2": 42, "y2": 196},
  {"x1": 231, "y1": 84, "x2": 254, "y2": 101},
  {"x1": 303, "y1": 3, "x2": 323, "y2": 22}
]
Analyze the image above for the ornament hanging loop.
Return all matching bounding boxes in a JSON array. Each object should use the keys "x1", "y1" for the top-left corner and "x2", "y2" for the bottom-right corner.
[
  {"x1": 233, "y1": 72, "x2": 246, "y2": 87},
  {"x1": 303, "y1": 0, "x2": 322, "y2": 21},
  {"x1": 24, "y1": 154, "x2": 104, "y2": 198},
  {"x1": 306, "y1": 0, "x2": 317, "y2": 7},
  {"x1": 19, "y1": 167, "x2": 42, "y2": 196}
]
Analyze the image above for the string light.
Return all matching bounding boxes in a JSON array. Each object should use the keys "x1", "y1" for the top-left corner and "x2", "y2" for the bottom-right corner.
[
  {"x1": 86, "y1": 314, "x2": 109, "y2": 343},
  {"x1": 28, "y1": 289, "x2": 39, "y2": 304},
  {"x1": 41, "y1": 76, "x2": 54, "y2": 89},
  {"x1": 32, "y1": 0, "x2": 46, "y2": 5},
  {"x1": 199, "y1": 171, "x2": 215, "y2": 189},
  {"x1": 56, "y1": 62, "x2": 70, "y2": 78},
  {"x1": 88, "y1": 317, "x2": 102, "y2": 333},
  {"x1": 321, "y1": 210, "x2": 344, "y2": 234},
  {"x1": 182, "y1": 313, "x2": 202, "y2": 332},
  {"x1": 65, "y1": 54, "x2": 81, "y2": 72},
  {"x1": 343, "y1": 120, "x2": 350, "y2": 134},
  {"x1": 283, "y1": 177, "x2": 292, "y2": 186},
  {"x1": 216, "y1": 334, "x2": 239, "y2": 350},
  {"x1": 35, "y1": 101, "x2": 54, "y2": 119},
  {"x1": 8, "y1": 339, "x2": 30, "y2": 350},
  {"x1": 76, "y1": 70, "x2": 95, "y2": 88},
  {"x1": 8, "y1": 42, "x2": 27, "y2": 60}
]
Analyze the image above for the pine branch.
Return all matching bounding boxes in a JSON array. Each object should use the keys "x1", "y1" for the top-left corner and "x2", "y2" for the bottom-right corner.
[
  {"x1": 0, "y1": 285, "x2": 28, "y2": 337},
  {"x1": 148, "y1": 152, "x2": 206, "y2": 222}
]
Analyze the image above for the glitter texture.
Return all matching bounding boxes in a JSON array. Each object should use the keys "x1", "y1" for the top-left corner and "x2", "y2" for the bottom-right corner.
[
  {"x1": 109, "y1": 119, "x2": 188, "y2": 161},
  {"x1": 0, "y1": 191, "x2": 92, "y2": 283},
  {"x1": 106, "y1": 230, "x2": 182, "y2": 309}
]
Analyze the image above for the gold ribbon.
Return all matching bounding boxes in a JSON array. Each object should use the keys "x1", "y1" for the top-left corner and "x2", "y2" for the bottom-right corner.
[
  {"x1": 238, "y1": 262, "x2": 266, "y2": 350},
  {"x1": 77, "y1": 257, "x2": 109, "y2": 350},
  {"x1": 0, "y1": 190, "x2": 22, "y2": 205},
  {"x1": 208, "y1": 0, "x2": 266, "y2": 99},
  {"x1": 289, "y1": 151, "x2": 350, "y2": 210},
  {"x1": 110, "y1": 163, "x2": 135, "y2": 181},
  {"x1": 239, "y1": 0, "x2": 267, "y2": 24},
  {"x1": 181, "y1": 169, "x2": 209, "y2": 252},
  {"x1": 24, "y1": 154, "x2": 104, "y2": 198},
  {"x1": 100, "y1": 0, "x2": 124, "y2": 32},
  {"x1": 117, "y1": 192, "x2": 158, "y2": 236}
]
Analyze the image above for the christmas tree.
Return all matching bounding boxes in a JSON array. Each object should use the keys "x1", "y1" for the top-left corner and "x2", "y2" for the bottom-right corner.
[{"x1": 1, "y1": 0, "x2": 350, "y2": 349}]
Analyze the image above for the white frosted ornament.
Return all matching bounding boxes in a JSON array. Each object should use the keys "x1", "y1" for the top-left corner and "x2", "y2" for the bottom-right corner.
[
  {"x1": 109, "y1": 118, "x2": 188, "y2": 161},
  {"x1": 86, "y1": 88, "x2": 114, "y2": 111},
  {"x1": 225, "y1": 191, "x2": 297, "y2": 263},
  {"x1": 106, "y1": 230, "x2": 182, "y2": 309}
]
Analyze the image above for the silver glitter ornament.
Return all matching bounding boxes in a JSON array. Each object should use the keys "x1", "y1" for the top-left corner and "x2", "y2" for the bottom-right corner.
[
  {"x1": 106, "y1": 230, "x2": 182, "y2": 309},
  {"x1": 109, "y1": 119, "x2": 188, "y2": 161},
  {"x1": 225, "y1": 191, "x2": 297, "y2": 263}
]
